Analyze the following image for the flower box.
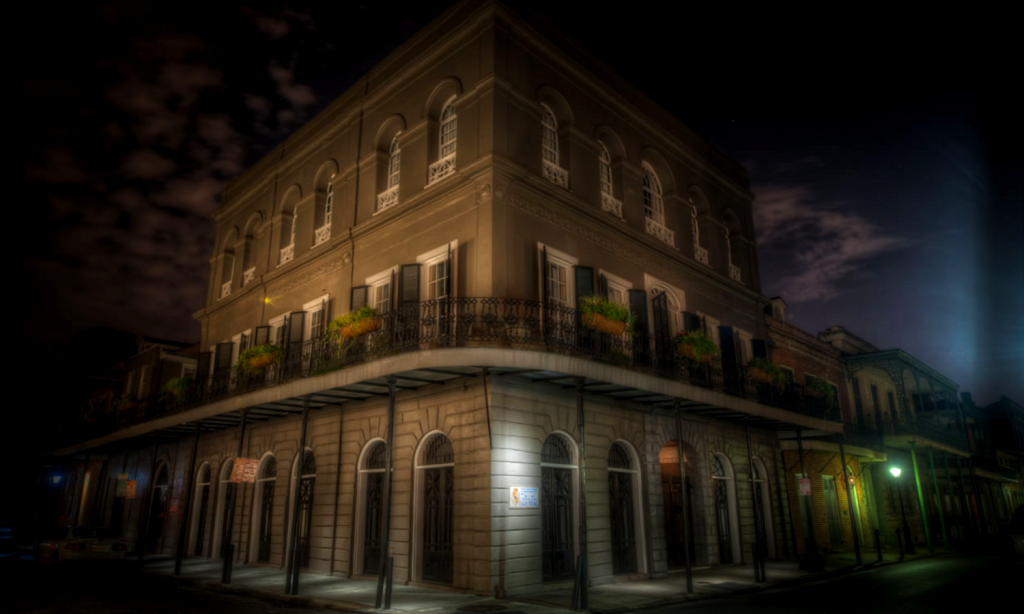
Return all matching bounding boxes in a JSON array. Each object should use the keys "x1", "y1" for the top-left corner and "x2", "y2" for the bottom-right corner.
[
  {"x1": 680, "y1": 343, "x2": 713, "y2": 363},
  {"x1": 747, "y1": 366, "x2": 774, "y2": 383},
  {"x1": 340, "y1": 316, "x2": 382, "y2": 338},
  {"x1": 248, "y1": 353, "x2": 277, "y2": 369},
  {"x1": 583, "y1": 312, "x2": 627, "y2": 335}
]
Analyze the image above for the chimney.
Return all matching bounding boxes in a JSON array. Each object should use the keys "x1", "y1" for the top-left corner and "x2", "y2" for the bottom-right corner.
[
  {"x1": 961, "y1": 392, "x2": 973, "y2": 407},
  {"x1": 770, "y1": 297, "x2": 788, "y2": 323}
]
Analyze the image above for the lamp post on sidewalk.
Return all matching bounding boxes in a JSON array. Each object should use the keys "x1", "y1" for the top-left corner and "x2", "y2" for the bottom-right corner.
[{"x1": 890, "y1": 466, "x2": 915, "y2": 554}]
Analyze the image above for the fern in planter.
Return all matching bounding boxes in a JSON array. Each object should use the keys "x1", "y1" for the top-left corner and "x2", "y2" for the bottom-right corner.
[
  {"x1": 329, "y1": 306, "x2": 381, "y2": 339},
  {"x1": 235, "y1": 344, "x2": 283, "y2": 374},
  {"x1": 162, "y1": 377, "x2": 193, "y2": 400},
  {"x1": 805, "y1": 377, "x2": 836, "y2": 408},
  {"x1": 746, "y1": 356, "x2": 787, "y2": 388},
  {"x1": 674, "y1": 330, "x2": 718, "y2": 363},
  {"x1": 578, "y1": 295, "x2": 629, "y2": 335}
]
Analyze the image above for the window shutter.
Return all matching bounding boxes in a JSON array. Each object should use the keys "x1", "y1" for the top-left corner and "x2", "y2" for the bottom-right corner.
[
  {"x1": 196, "y1": 352, "x2": 211, "y2": 383},
  {"x1": 254, "y1": 326, "x2": 270, "y2": 346},
  {"x1": 289, "y1": 311, "x2": 306, "y2": 346},
  {"x1": 598, "y1": 274, "x2": 608, "y2": 296},
  {"x1": 574, "y1": 266, "x2": 594, "y2": 306},
  {"x1": 350, "y1": 286, "x2": 368, "y2": 311},
  {"x1": 400, "y1": 264, "x2": 420, "y2": 307},
  {"x1": 628, "y1": 289, "x2": 648, "y2": 335},
  {"x1": 683, "y1": 311, "x2": 702, "y2": 332},
  {"x1": 390, "y1": 269, "x2": 397, "y2": 311},
  {"x1": 751, "y1": 339, "x2": 767, "y2": 358},
  {"x1": 651, "y1": 291, "x2": 672, "y2": 374},
  {"x1": 447, "y1": 242, "x2": 455, "y2": 298},
  {"x1": 541, "y1": 246, "x2": 549, "y2": 305},
  {"x1": 215, "y1": 342, "x2": 234, "y2": 372},
  {"x1": 718, "y1": 326, "x2": 738, "y2": 387}
]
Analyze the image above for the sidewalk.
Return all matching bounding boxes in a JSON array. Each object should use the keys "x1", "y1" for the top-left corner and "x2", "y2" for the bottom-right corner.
[{"x1": 144, "y1": 547, "x2": 954, "y2": 613}]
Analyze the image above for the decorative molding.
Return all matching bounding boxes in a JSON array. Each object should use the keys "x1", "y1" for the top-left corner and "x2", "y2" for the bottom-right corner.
[
  {"x1": 476, "y1": 183, "x2": 492, "y2": 205},
  {"x1": 276, "y1": 254, "x2": 350, "y2": 296}
]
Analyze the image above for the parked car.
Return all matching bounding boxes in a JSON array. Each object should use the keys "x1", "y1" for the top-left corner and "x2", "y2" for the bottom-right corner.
[
  {"x1": 37, "y1": 527, "x2": 129, "y2": 564},
  {"x1": 1012, "y1": 505, "x2": 1024, "y2": 561}
]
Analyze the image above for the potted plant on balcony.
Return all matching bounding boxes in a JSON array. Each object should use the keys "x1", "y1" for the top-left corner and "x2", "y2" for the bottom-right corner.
[
  {"x1": 746, "y1": 357, "x2": 786, "y2": 388},
  {"x1": 162, "y1": 377, "x2": 193, "y2": 401},
  {"x1": 235, "y1": 343, "x2": 284, "y2": 374},
  {"x1": 578, "y1": 295, "x2": 629, "y2": 335},
  {"x1": 805, "y1": 377, "x2": 835, "y2": 409},
  {"x1": 674, "y1": 330, "x2": 718, "y2": 363},
  {"x1": 329, "y1": 306, "x2": 382, "y2": 339}
]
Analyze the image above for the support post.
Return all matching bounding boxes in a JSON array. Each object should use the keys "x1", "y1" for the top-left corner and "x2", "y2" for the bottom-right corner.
[
  {"x1": 908, "y1": 442, "x2": 933, "y2": 552},
  {"x1": 138, "y1": 432, "x2": 160, "y2": 564},
  {"x1": 175, "y1": 422, "x2": 202, "y2": 575},
  {"x1": 954, "y1": 455, "x2": 974, "y2": 538},
  {"x1": 796, "y1": 430, "x2": 822, "y2": 571},
  {"x1": 837, "y1": 436, "x2": 862, "y2": 566},
  {"x1": 571, "y1": 377, "x2": 589, "y2": 610},
  {"x1": 941, "y1": 452, "x2": 960, "y2": 541},
  {"x1": 375, "y1": 380, "x2": 397, "y2": 608},
  {"x1": 773, "y1": 450, "x2": 790, "y2": 560},
  {"x1": 222, "y1": 409, "x2": 248, "y2": 584},
  {"x1": 926, "y1": 447, "x2": 948, "y2": 548},
  {"x1": 287, "y1": 397, "x2": 311, "y2": 596},
  {"x1": 744, "y1": 419, "x2": 764, "y2": 582},
  {"x1": 675, "y1": 400, "x2": 693, "y2": 593}
]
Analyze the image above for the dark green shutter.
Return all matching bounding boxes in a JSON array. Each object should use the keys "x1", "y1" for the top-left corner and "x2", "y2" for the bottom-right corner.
[
  {"x1": 574, "y1": 266, "x2": 594, "y2": 306},
  {"x1": 215, "y1": 342, "x2": 234, "y2": 373},
  {"x1": 400, "y1": 264, "x2": 420, "y2": 306},
  {"x1": 628, "y1": 289, "x2": 648, "y2": 334},
  {"x1": 289, "y1": 312, "x2": 305, "y2": 345},
  {"x1": 541, "y1": 246, "x2": 549, "y2": 304},
  {"x1": 751, "y1": 339, "x2": 767, "y2": 358},
  {"x1": 350, "y1": 286, "x2": 368, "y2": 311},
  {"x1": 196, "y1": 351, "x2": 211, "y2": 379},
  {"x1": 255, "y1": 325, "x2": 270, "y2": 346},
  {"x1": 683, "y1": 311, "x2": 702, "y2": 332},
  {"x1": 719, "y1": 326, "x2": 737, "y2": 383}
]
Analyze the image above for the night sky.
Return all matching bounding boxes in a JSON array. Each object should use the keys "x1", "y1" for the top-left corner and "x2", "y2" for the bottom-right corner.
[{"x1": 14, "y1": 2, "x2": 1022, "y2": 405}]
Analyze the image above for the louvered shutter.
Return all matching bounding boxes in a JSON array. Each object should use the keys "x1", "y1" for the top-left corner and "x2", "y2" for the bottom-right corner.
[
  {"x1": 447, "y1": 242, "x2": 455, "y2": 298},
  {"x1": 752, "y1": 339, "x2": 767, "y2": 358},
  {"x1": 399, "y1": 264, "x2": 421, "y2": 345},
  {"x1": 683, "y1": 311, "x2": 702, "y2": 332},
  {"x1": 254, "y1": 325, "x2": 270, "y2": 346},
  {"x1": 574, "y1": 266, "x2": 595, "y2": 351},
  {"x1": 288, "y1": 312, "x2": 305, "y2": 346},
  {"x1": 628, "y1": 289, "x2": 649, "y2": 366},
  {"x1": 215, "y1": 342, "x2": 234, "y2": 373},
  {"x1": 541, "y1": 246, "x2": 549, "y2": 305},
  {"x1": 718, "y1": 326, "x2": 738, "y2": 389},
  {"x1": 651, "y1": 291, "x2": 672, "y2": 375},
  {"x1": 598, "y1": 274, "x2": 608, "y2": 297},
  {"x1": 196, "y1": 352, "x2": 211, "y2": 380},
  {"x1": 350, "y1": 286, "x2": 368, "y2": 311}
]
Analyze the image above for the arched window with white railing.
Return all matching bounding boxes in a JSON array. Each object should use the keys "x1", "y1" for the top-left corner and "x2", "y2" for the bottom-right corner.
[
  {"x1": 642, "y1": 163, "x2": 669, "y2": 247},
  {"x1": 429, "y1": 98, "x2": 458, "y2": 185}
]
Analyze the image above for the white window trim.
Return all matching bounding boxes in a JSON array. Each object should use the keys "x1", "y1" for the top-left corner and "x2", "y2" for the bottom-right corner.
[
  {"x1": 417, "y1": 241, "x2": 459, "y2": 300},
  {"x1": 303, "y1": 295, "x2": 330, "y2": 340},
  {"x1": 182, "y1": 363, "x2": 197, "y2": 379},
  {"x1": 735, "y1": 329, "x2": 754, "y2": 365},
  {"x1": 644, "y1": 273, "x2": 686, "y2": 335},
  {"x1": 537, "y1": 243, "x2": 578, "y2": 307},
  {"x1": 124, "y1": 371, "x2": 134, "y2": 396},
  {"x1": 208, "y1": 345, "x2": 216, "y2": 375},
  {"x1": 367, "y1": 267, "x2": 398, "y2": 313},
  {"x1": 696, "y1": 312, "x2": 721, "y2": 347},
  {"x1": 269, "y1": 313, "x2": 289, "y2": 346},
  {"x1": 598, "y1": 269, "x2": 632, "y2": 306}
]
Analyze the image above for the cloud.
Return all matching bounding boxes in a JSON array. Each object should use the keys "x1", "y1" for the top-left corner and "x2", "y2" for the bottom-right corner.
[
  {"x1": 269, "y1": 61, "x2": 317, "y2": 108},
  {"x1": 122, "y1": 149, "x2": 176, "y2": 179},
  {"x1": 255, "y1": 16, "x2": 290, "y2": 40},
  {"x1": 754, "y1": 186, "x2": 910, "y2": 302}
]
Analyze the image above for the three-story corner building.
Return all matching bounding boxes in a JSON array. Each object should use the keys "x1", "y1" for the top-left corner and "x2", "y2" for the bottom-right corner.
[{"x1": 46, "y1": 0, "x2": 851, "y2": 598}]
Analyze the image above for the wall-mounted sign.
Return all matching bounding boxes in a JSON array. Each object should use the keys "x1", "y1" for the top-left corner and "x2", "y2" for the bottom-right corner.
[
  {"x1": 230, "y1": 458, "x2": 259, "y2": 483},
  {"x1": 125, "y1": 480, "x2": 138, "y2": 499},
  {"x1": 169, "y1": 499, "x2": 179, "y2": 514},
  {"x1": 798, "y1": 478, "x2": 811, "y2": 496},
  {"x1": 509, "y1": 486, "x2": 539, "y2": 508},
  {"x1": 115, "y1": 473, "x2": 129, "y2": 497}
]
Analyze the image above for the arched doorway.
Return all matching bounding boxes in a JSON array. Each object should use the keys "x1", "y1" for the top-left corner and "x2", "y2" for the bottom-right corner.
[
  {"x1": 212, "y1": 458, "x2": 234, "y2": 558},
  {"x1": 147, "y1": 464, "x2": 169, "y2": 553},
  {"x1": 252, "y1": 454, "x2": 277, "y2": 563},
  {"x1": 659, "y1": 442, "x2": 695, "y2": 568},
  {"x1": 608, "y1": 441, "x2": 643, "y2": 574},
  {"x1": 751, "y1": 457, "x2": 776, "y2": 558},
  {"x1": 541, "y1": 432, "x2": 576, "y2": 582},
  {"x1": 415, "y1": 433, "x2": 454, "y2": 584},
  {"x1": 711, "y1": 453, "x2": 740, "y2": 564},
  {"x1": 286, "y1": 450, "x2": 316, "y2": 569},
  {"x1": 189, "y1": 463, "x2": 211, "y2": 556},
  {"x1": 356, "y1": 440, "x2": 388, "y2": 576}
]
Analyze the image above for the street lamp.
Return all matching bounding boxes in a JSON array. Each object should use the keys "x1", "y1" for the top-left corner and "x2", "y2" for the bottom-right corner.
[{"x1": 890, "y1": 465, "x2": 915, "y2": 554}]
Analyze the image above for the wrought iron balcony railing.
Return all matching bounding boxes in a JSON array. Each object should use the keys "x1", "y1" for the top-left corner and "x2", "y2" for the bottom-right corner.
[
  {"x1": 73, "y1": 298, "x2": 843, "y2": 442},
  {"x1": 881, "y1": 412, "x2": 968, "y2": 450}
]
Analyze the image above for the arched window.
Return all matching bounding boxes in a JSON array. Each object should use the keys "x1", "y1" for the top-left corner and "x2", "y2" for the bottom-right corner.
[
  {"x1": 598, "y1": 142, "x2": 612, "y2": 196},
  {"x1": 440, "y1": 98, "x2": 457, "y2": 159},
  {"x1": 540, "y1": 433, "x2": 577, "y2": 582},
  {"x1": 388, "y1": 136, "x2": 401, "y2": 189},
  {"x1": 751, "y1": 457, "x2": 776, "y2": 559},
  {"x1": 357, "y1": 440, "x2": 388, "y2": 575},
  {"x1": 541, "y1": 104, "x2": 558, "y2": 166},
  {"x1": 642, "y1": 163, "x2": 665, "y2": 225},
  {"x1": 607, "y1": 442, "x2": 644, "y2": 574},
  {"x1": 189, "y1": 463, "x2": 212, "y2": 557},
  {"x1": 413, "y1": 433, "x2": 455, "y2": 583},
  {"x1": 711, "y1": 453, "x2": 740, "y2": 565},
  {"x1": 286, "y1": 449, "x2": 316, "y2": 570},
  {"x1": 212, "y1": 458, "x2": 234, "y2": 559},
  {"x1": 252, "y1": 455, "x2": 277, "y2": 563},
  {"x1": 324, "y1": 178, "x2": 334, "y2": 227},
  {"x1": 691, "y1": 206, "x2": 700, "y2": 248}
]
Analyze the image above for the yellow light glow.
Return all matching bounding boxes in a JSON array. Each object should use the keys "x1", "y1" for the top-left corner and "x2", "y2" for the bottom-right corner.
[{"x1": 264, "y1": 297, "x2": 270, "y2": 304}]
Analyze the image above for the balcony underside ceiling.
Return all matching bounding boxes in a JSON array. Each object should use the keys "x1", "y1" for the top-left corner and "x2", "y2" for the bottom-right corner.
[
  {"x1": 50, "y1": 348, "x2": 842, "y2": 458},
  {"x1": 882, "y1": 435, "x2": 970, "y2": 458}
]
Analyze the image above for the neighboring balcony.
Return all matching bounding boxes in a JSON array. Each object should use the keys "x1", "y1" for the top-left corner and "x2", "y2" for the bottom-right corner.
[
  {"x1": 72, "y1": 298, "x2": 842, "y2": 443},
  {"x1": 695, "y1": 245, "x2": 709, "y2": 265},
  {"x1": 881, "y1": 412, "x2": 968, "y2": 453},
  {"x1": 279, "y1": 243, "x2": 294, "y2": 265},
  {"x1": 428, "y1": 153, "x2": 456, "y2": 185},
  {"x1": 314, "y1": 225, "x2": 331, "y2": 247},
  {"x1": 377, "y1": 185, "x2": 399, "y2": 212},
  {"x1": 601, "y1": 192, "x2": 623, "y2": 218},
  {"x1": 243, "y1": 267, "x2": 256, "y2": 287},
  {"x1": 645, "y1": 217, "x2": 675, "y2": 247},
  {"x1": 220, "y1": 281, "x2": 231, "y2": 299},
  {"x1": 729, "y1": 263, "x2": 741, "y2": 282},
  {"x1": 542, "y1": 160, "x2": 569, "y2": 189}
]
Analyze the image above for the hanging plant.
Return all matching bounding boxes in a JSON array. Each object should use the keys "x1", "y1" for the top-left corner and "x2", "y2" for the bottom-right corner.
[
  {"x1": 746, "y1": 357, "x2": 787, "y2": 388},
  {"x1": 674, "y1": 330, "x2": 718, "y2": 363},
  {"x1": 578, "y1": 295, "x2": 629, "y2": 335},
  {"x1": 329, "y1": 306, "x2": 382, "y2": 339},
  {"x1": 805, "y1": 377, "x2": 835, "y2": 408},
  {"x1": 162, "y1": 377, "x2": 193, "y2": 399},
  {"x1": 235, "y1": 344, "x2": 283, "y2": 374}
]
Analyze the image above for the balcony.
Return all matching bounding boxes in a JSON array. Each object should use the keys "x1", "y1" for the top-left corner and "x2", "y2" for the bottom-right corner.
[
  {"x1": 376, "y1": 185, "x2": 399, "y2": 212},
  {"x1": 695, "y1": 245, "x2": 709, "y2": 266},
  {"x1": 220, "y1": 281, "x2": 231, "y2": 299},
  {"x1": 729, "y1": 263, "x2": 741, "y2": 282},
  {"x1": 279, "y1": 243, "x2": 294, "y2": 265},
  {"x1": 71, "y1": 298, "x2": 843, "y2": 446},
  {"x1": 314, "y1": 225, "x2": 331, "y2": 247},
  {"x1": 542, "y1": 160, "x2": 569, "y2": 189},
  {"x1": 645, "y1": 217, "x2": 675, "y2": 247},
  {"x1": 882, "y1": 412, "x2": 968, "y2": 452},
  {"x1": 601, "y1": 192, "x2": 623, "y2": 218},
  {"x1": 243, "y1": 267, "x2": 256, "y2": 287},
  {"x1": 428, "y1": 153, "x2": 456, "y2": 185}
]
